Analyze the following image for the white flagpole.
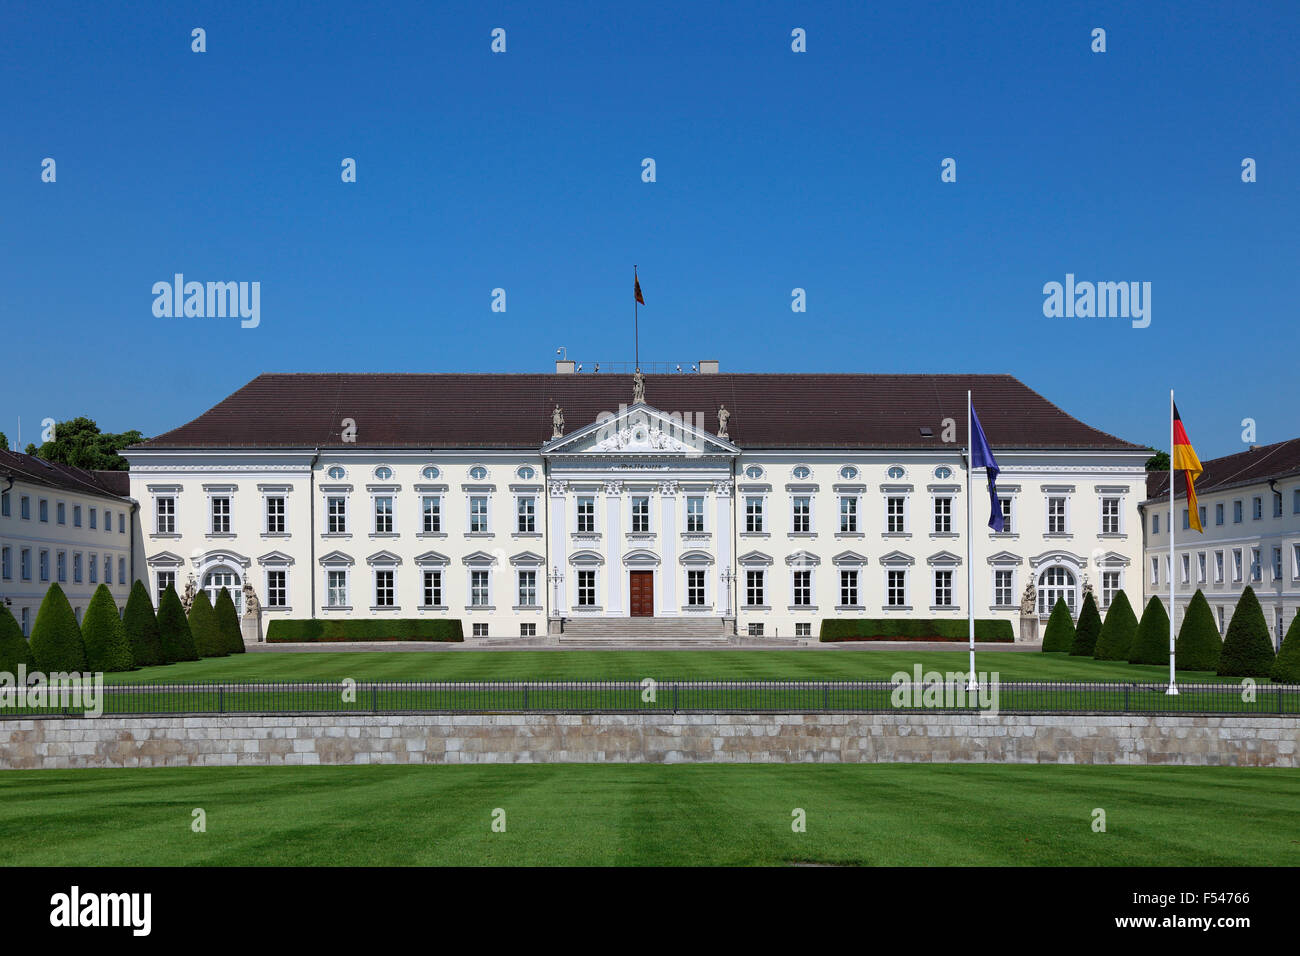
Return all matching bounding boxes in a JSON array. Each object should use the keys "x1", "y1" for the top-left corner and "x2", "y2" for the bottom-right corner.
[
  {"x1": 967, "y1": 390, "x2": 976, "y2": 690},
  {"x1": 1167, "y1": 389, "x2": 1178, "y2": 696}
]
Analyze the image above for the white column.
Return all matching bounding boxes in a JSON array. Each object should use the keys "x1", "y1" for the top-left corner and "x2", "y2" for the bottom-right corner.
[
  {"x1": 715, "y1": 480, "x2": 733, "y2": 617},
  {"x1": 605, "y1": 481, "x2": 623, "y2": 615},
  {"x1": 548, "y1": 481, "x2": 568, "y2": 616},
  {"x1": 659, "y1": 481, "x2": 678, "y2": 615}
]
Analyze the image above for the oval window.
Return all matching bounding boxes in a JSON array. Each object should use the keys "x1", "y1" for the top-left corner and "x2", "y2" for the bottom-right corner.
[
  {"x1": 517, "y1": 466, "x2": 536, "y2": 480},
  {"x1": 935, "y1": 466, "x2": 952, "y2": 480},
  {"x1": 374, "y1": 466, "x2": 393, "y2": 480},
  {"x1": 792, "y1": 466, "x2": 811, "y2": 480},
  {"x1": 744, "y1": 465, "x2": 764, "y2": 480},
  {"x1": 469, "y1": 466, "x2": 488, "y2": 481},
  {"x1": 422, "y1": 466, "x2": 440, "y2": 480},
  {"x1": 326, "y1": 466, "x2": 345, "y2": 480},
  {"x1": 840, "y1": 466, "x2": 859, "y2": 480},
  {"x1": 887, "y1": 466, "x2": 905, "y2": 480}
]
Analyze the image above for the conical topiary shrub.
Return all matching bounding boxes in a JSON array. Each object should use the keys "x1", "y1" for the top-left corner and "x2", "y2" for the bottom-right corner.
[
  {"x1": 187, "y1": 591, "x2": 228, "y2": 657},
  {"x1": 1218, "y1": 586, "x2": 1276, "y2": 678},
  {"x1": 1069, "y1": 591, "x2": 1103, "y2": 656},
  {"x1": 1270, "y1": 613, "x2": 1300, "y2": 683},
  {"x1": 156, "y1": 586, "x2": 199, "y2": 663},
  {"x1": 1040, "y1": 598, "x2": 1075, "y2": 652},
  {"x1": 1128, "y1": 596, "x2": 1170, "y2": 665},
  {"x1": 28, "y1": 583, "x2": 88, "y2": 672},
  {"x1": 0, "y1": 604, "x2": 35, "y2": 674},
  {"x1": 213, "y1": 588, "x2": 246, "y2": 654},
  {"x1": 1175, "y1": 589, "x2": 1221, "y2": 672},
  {"x1": 122, "y1": 580, "x2": 164, "y2": 668},
  {"x1": 81, "y1": 584, "x2": 135, "y2": 672},
  {"x1": 1093, "y1": 590, "x2": 1138, "y2": 661}
]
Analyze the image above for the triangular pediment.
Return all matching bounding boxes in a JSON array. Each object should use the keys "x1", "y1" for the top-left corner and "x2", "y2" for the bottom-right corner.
[{"x1": 543, "y1": 404, "x2": 739, "y2": 457}]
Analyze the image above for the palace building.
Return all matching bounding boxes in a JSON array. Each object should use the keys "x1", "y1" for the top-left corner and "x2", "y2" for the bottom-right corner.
[{"x1": 119, "y1": 364, "x2": 1150, "y2": 640}]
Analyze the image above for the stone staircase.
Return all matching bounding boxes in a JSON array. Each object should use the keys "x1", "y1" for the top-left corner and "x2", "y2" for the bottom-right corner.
[{"x1": 556, "y1": 617, "x2": 732, "y2": 645}]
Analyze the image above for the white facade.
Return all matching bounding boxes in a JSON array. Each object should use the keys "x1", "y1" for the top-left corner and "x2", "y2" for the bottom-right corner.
[
  {"x1": 1143, "y1": 474, "x2": 1300, "y2": 649},
  {"x1": 0, "y1": 475, "x2": 135, "y2": 636},
  {"x1": 124, "y1": 402, "x2": 1148, "y2": 639}
]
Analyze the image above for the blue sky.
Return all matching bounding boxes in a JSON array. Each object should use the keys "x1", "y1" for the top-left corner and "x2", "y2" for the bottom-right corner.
[{"x1": 2, "y1": 0, "x2": 1295, "y2": 459}]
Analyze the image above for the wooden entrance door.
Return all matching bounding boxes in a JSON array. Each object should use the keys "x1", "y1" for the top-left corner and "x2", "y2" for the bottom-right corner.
[{"x1": 629, "y1": 571, "x2": 654, "y2": 617}]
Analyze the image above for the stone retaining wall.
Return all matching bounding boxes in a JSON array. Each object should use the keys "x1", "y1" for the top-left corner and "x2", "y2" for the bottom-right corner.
[{"x1": 1, "y1": 713, "x2": 1297, "y2": 769}]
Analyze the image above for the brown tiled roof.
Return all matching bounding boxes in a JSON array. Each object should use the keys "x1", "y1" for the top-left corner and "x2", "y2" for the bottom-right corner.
[
  {"x1": 1145, "y1": 438, "x2": 1300, "y2": 501},
  {"x1": 133, "y1": 373, "x2": 1142, "y2": 451},
  {"x1": 0, "y1": 449, "x2": 132, "y2": 500}
]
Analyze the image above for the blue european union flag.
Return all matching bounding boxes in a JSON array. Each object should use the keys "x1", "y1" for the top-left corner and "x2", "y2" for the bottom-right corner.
[{"x1": 970, "y1": 405, "x2": 1004, "y2": 532}]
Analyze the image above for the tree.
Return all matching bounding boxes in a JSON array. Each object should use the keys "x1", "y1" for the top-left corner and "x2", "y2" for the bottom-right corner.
[
  {"x1": 156, "y1": 586, "x2": 199, "y2": 663},
  {"x1": 81, "y1": 585, "x2": 134, "y2": 672},
  {"x1": 26, "y1": 416, "x2": 146, "y2": 471},
  {"x1": 0, "y1": 431, "x2": 9, "y2": 451},
  {"x1": 1128, "y1": 596, "x2": 1170, "y2": 665},
  {"x1": 1093, "y1": 590, "x2": 1138, "y2": 661},
  {"x1": 122, "y1": 581, "x2": 164, "y2": 668},
  {"x1": 1271, "y1": 614, "x2": 1300, "y2": 683},
  {"x1": 1145, "y1": 448, "x2": 1170, "y2": 472},
  {"x1": 1040, "y1": 598, "x2": 1076, "y2": 652},
  {"x1": 187, "y1": 591, "x2": 228, "y2": 657},
  {"x1": 0, "y1": 604, "x2": 35, "y2": 674},
  {"x1": 1069, "y1": 591, "x2": 1103, "y2": 656},
  {"x1": 1217, "y1": 586, "x2": 1276, "y2": 678},
  {"x1": 29, "y1": 583, "x2": 88, "y2": 672},
  {"x1": 213, "y1": 588, "x2": 246, "y2": 654},
  {"x1": 1175, "y1": 590, "x2": 1221, "y2": 672}
]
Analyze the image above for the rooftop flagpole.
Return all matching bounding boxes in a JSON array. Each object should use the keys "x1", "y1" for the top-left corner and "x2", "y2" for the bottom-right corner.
[{"x1": 634, "y1": 265, "x2": 640, "y2": 371}]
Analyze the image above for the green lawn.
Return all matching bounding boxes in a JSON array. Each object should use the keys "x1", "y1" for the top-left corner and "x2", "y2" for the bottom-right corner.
[
  {"x1": 104, "y1": 650, "x2": 1241, "y2": 684},
  {"x1": 1, "y1": 764, "x2": 1295, "y2": 866}
]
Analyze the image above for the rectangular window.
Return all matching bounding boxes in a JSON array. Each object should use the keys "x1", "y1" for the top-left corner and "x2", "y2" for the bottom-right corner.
[
  {"x1": 1102, "y1": 571, "x2": 1120, "y2": 608},
  {"x1": 118, "y1": 557, "x2": 126, "y2": 585},
  {"x1": 1180, "y1": 554, "x2": 1190, "y2": 584},
  {"x1": 210, "y1": 496, "x2": 231, "y2": 534},
  {"x1": 266, "y1": 570, "x2": 287, "y2": 607},
  {"x1": 887, "y1": 569, "x2": 906, "y2": 607},
  {"x1": 934, "y1": 570, "x2": 953, "y2": 607},
  {"x1": 1150, "y1": 556, "x2": 1159, "y2": 586},
  {"x1": 472, "y1": 623, "x2": 489, "y2": 638},
  {"x1": 73, "y1": 505, "x2": 81, "y2": 527},
  {"x1": 1181, "y1": 508, "x2": 1190, "y2": 531},
  {"x1": 999, "y1": 497, "x2": 1012, "y2": 533},
  {"x1": 520, "y1": 623, "x2": 536, "y2": 637},
  {"x1": 39, "y1": 499, "x2": 48, "y2": 522},
  {"x1": 518, "y1": 570, "x2": 537, "y2": 606},
  {"x1": 577, "y1": 496, "x2": 596, "y2": 533},
  {"x1": 156, "y1": 497, "x2": 175, "y2": 534},
  {"x1": 1214, "y1": 551, "x2": 1224, "y2": 583},
  {"x1": 840, "y1": 569, "x2": 859, "y2": 607},
  {"x1": 577, "y1": 569, "x2": 596, "y2": 607},
  {"x1": 887, "y1": 497, "x2": 905, "y2": 533},
  {"x1": 21, "y1": 608, "x2": 29, "y2": 637},
  {"x1": 422, "y1": 570, "x2": 442, "y2": 607},
  {"x1": 1199, "y1": 505, "x2": 1207, "y2": 528},
  {"x1": 118, "y1": 513, "x2": 124, "y2": 533},
  {"x1": 1197, "y1": 552, "x2": 1206, "y2": 584},
  {"x1": 266, "y1": 496, "x2": 286, "y2": 534},
  {"x1": 471, "y1": 570, "x2": 490, "y2": 606},
  {"x1": 685, "y1": 496, "x2": 704, "y2": 533},
  {"x1": 792, "y1": 496, "x2": 811, "y2": 533},
  {"x1": 746, "y1": 570, "x2": 765, "y2": 607},
  {"x1": 157, "y1": 570, "x2": 175, "y2": 595},
  {"x1": 1101, "y1": 497, "x2": 1120, "y2": 534},
  {"x1": 839, "y1": 497, "x2": 858, "y2": 533},
  {"x1": 1250, "y1": 547, "x2": 1262, "y2": 582},
  {"x1": 39, "y1": 550, "x2": 49, "y2": 582},
  {"x1": 469, "y1": 496, "x2": 488, "y2": 533},
  {"x1": 1153, "y1": 512, "x2": 1160, "y2": 535},
  {"x1": 933, "y1": 497, "x2": 952, "y2": 534},
  {"x1": 21, "y1": 496, "x2": 31, "y2": 520},
  {"x1": 517, "y1": 497, "x2": 536, "y2": 533},
  {"x1": 1294, "y1": 489, "x2": 1300, "y2": 514},
  {"x1": 687, "y1": 569, "x2": 705, "y2": 606},
  {"x1": 1233, "y1": 500, "x2": 1243, "y2": 523},
  {"x1": 1253, "y1": 497, "x2": 1263, "y2": 520},
  {"x1": 1232, "y1": 549, "x2": 1243, "y2": 582},
  {"x1": 795, "y1": 623, "x2": 811, "y2": 637},
  {"x1": 1294, "y1": 544, "x2": 1300, "y2": 580},
  {"x1": 1272, "y1": 547, "x2": 1283, "y2": 581},
  {"x1": 327, "y1": 496, "x2": 347, "y2": 534},
  {"x1": 792, "y1": 569, "x2": 811, "y2": 607},
  {"x1": 1047, "y1": 497, "x2": 1066, "y2": 534},
  {"x1": 73, "y1": 552, "x2": 82, "y2": 583},
  {"x1": 1215, "y1": 503, "x2": 1224, "y2": 526},
  {"x1": 747, "y1": 623, "x2": 765, "y2": 637},
  {"x1": 1218, "y1": 606, "x2": 1226, "y2": 635},
  {"x1": 0, "y1": 491, "x2": 8, "y2": 517},
  {"x1": 374, "y1": 569, "x2": 395, "y2": 607},
  {"x1": 56, "y1": 502, "x2": 65, "y2": 525},
  {"x1": 994, "y1": 569, "x2": 1012, "y2": 606},
  {"x1": 1273, "y1": 494, "x2": 1283, "y2": 518},
  {"x1": 0, "y1": 547, "x2": 10, "y2": 581},
  {"x1": 744, "y1": 496, "x2": 763, "y2": 533},
  {"x1": 87, "y1": 506, "x2": 95, "y2": 528},
  {"x1": 421, "y1": 496, "x2": 442, "y2": 533},
  {"x1": 632, "y1": 496, "x2": 651, "y2": 533},
  {"x1": 327, "y1": 570, "x2": 347, "y2": 607},
  {"x1": 88, "y1": 552, "x2": 96, "y2": 583},
  {"x1": 374, "y1": 496, "x2": 394, "y2": 534}
]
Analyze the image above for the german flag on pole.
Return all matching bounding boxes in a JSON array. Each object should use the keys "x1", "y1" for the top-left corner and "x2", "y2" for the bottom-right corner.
[
  {"x1": 634, "y1": 273, "x2": 645, "y2": 305},
  {"x1": 1173, "y1": 402, "x2": 1204, "y2": 532}
]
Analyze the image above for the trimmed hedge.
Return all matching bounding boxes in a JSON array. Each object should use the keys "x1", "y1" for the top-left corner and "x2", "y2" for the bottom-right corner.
[
  {"x1": 187, "y1": 591, "x2": 228, "y2": 657},
  {"x1": 81, "y1": 584, "x2": 135, "y2": 672},
  {"x1": 122, "y1": 580, "x2": 164, "y2": 668},
  {"x1": 29, "y1": 583, "x2": 87, "y2": 672},
  {"x1": 266, "y1": 619, "x2": 465, "y2": 643},
  {"x1": 156, "y1": 587, "x2": 199, "y2": 663},
  {"x1": 1217, "y1": 586, "x2": 1276, "y2": 678},
  {"x1": 1040, "y1": 598, "x2": 1075, "y2": 652},
  {"x1": 0, "y1": 604, "x2": 35, "y2": 674},
  {"x1": 1175, "y1": 589, "x2": 1221, "y2": 672},
  {"x1": 213, "y1": 588, "x2": 246, "y2": 654},
  {"x1": 1271, "y1": 613, "x2": 1300, "y2": 683},
  {"x1": 1069, "y1": 592, "x2": 1103, "y2": 656},
  {"x1": 1128, "y1": 595, "x2": 1170, "y2": 665},
  {"x1": 1092, "y1": 590, "x2": 1138, "y2": 661},
  {"x1": 818, "y1": 619, "x2": 1015, "y2": 643}
]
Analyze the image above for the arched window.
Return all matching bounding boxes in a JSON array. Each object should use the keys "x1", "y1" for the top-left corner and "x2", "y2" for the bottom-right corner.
[
  {"x1": 1038, "y1": 566, "x2": 1076, "y2": 615},
  {"x1": 203, "y1": 567, "x2": 243, "y2": 615}
]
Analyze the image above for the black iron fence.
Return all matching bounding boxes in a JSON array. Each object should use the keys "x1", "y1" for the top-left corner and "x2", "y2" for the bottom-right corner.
[{"x1": 1, "y1": 680, "x2": 1297, "y2": 717}]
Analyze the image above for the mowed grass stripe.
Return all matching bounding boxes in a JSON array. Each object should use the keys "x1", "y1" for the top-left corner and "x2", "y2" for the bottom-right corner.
[{"x1": 0, "y1": 764, "x2": 1295, "y2": 866}]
